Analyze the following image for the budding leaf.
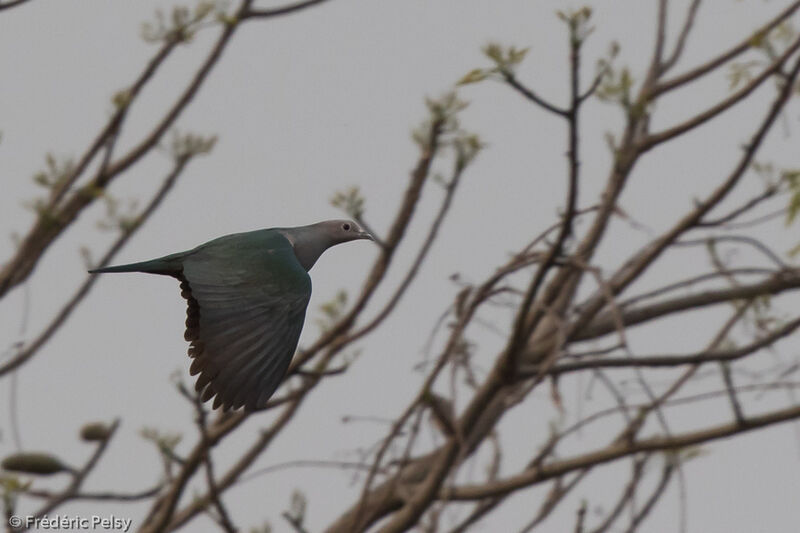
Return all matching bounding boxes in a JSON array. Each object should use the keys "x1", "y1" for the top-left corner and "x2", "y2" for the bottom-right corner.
[
  {"x1": 80, "y1": 422, "x2": 112, "y2": 443},
  {"x1": 457, "y1": 69, "x2": 489, "y2": 86},
  {"x1": 2, "y1": 453, "x2": 67, "y2": 475}
]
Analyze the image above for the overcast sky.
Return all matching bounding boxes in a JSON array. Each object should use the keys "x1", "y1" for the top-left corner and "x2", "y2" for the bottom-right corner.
[{"x1": 2, "y1": 1, "x2": 800, "y2": 532}]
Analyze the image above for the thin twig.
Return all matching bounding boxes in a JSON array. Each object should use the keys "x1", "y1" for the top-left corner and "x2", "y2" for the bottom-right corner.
[
  {"x1": 661, "y1": 0, "x2": 702, "y2": 72},
  {"x1": 26, "y1": 420, "x2": 121, "y2": 525},
  {"x1": 641, "y1": 34, "x2": 800, "y2": 150},
  {"x1": 0, "y1": 0, "x2": 32, "y2": 11},
  {"x1": 445, "y1": 400, "x2": 800, "y2": 500},
  {"x1": 502, "y1": 72, "x2": 569, "y2": 117},
  {"x1": 243, "y1": 0, "x2": 332, "y2": 19},
  {"x1": 653, "y1": 1, "x2": 800, "y2": 96},
  {"x1": 194, "y1": 396, "x2": 237, "y2": 533},
  {"x1": 623, "y1": 459, "x2": 674, "y2": 533},
  {"x1": 0, "y1": 156, "x2": 194, "y2": 377},
  {"x1": 719, "y1": 361, "x2": 746, "y2": 424}
]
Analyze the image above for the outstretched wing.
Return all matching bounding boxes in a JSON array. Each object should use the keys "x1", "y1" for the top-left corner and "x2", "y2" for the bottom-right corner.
[{"x1": 178, "y1": 231, "x2": 311, "y2": 411}]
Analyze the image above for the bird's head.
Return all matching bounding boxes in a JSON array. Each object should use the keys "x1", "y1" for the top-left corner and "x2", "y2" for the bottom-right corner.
[
  {"x1": 317, "y1": 219, "x2": 374, "y2": 245},
  {"x1": 283, "y1": 219, "x2": 374, "y2": 271}
]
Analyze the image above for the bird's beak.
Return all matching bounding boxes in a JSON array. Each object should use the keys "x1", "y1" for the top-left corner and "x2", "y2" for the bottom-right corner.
[{"x1": 358, "y1": 230, "x2": 375, "y2": 241}]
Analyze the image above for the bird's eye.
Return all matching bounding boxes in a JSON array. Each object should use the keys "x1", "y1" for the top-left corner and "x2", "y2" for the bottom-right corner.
[{"x1": 342, "y1": 223, "x2": 351, "y2": 231}]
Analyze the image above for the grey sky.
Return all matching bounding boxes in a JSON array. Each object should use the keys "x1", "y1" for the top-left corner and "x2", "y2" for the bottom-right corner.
[{"x1": 2, "y1": 0, "x2": 799, "y2": 531}]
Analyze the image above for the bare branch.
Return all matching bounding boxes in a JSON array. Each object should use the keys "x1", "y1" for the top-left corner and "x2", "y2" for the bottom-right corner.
[
  {"x1": 290, "y1": 117, "x2": 446, "y2": 372},
  {"x1": 622, "y1": 459, "x2": 674, "y2": 533},
  {"x1": 330, "y1": 144, "x2": 468, "y2": 346},
  {"x1": 616, "y1": 268, "x2": 776, "y2": 309},
  {"x1": 569, "y1": 49, "x2": 800, "y2": 344},
  {"x1": 0, "y1": 155, "x2": 195, "y2": 377},
  {"x1": 501, "y1": 72, "x2": 569, "y2": 117},
  {"x1": 26, "y1": 420, "x2": 121, "y2": 523},
  {"x1": 0, "y1": 37, "x2": 179, "y2": 299},
  {"x1": 544, "y1": 314, "x2": 800, "y2": 375},
  {"x1": 159, "y1": 395, "x2": 303, "y2": 531},
  {"x1": 651, "y1": 0, "x2": 668, "y2": 74},
  {"x1": 674, "y1": 235, "x2": 787, "y2": 268},
  {"x1": 519, "y1": 470, "x2": 590, "y2": 532},
  {"x1": 573, "y1": 271, "x2": 800, "y2": 343},
  {"x1": 587, "y1": 455, "x2": 650, "y2": 533},
  {"x1": 641, "y1": 35, "x2": 800, "y2": 151},
  {"x1": 193, "y1": 398, "x2": 237, "y2": 533},
  {"x1": 243, "y1": 0, "x2": 333, "y2": 19},
  {"x1": 104, "y1": 16, "x2": 242, "y2": 178},
  {"x1": 653, "y1": 1, "x2": 800, "y2": 96},
  {"x1": 446, "y1": 401, "x2": 800, "y2": 500},
  {"x1": 661, "y1": 0, "x2": 702, "y2": 72},
  {"x1": 23, "y1": 485, "x2": 161, "y2": 503},
  {"x1": 720, "y1": 361, "x2": 746, "y2": 424},
  {"x1": 282, "y1": 511, "x2": 311, "y2": 533},
  {"x1": 0, "y1": 0, "x2": 32, "y2": 11},
  {"x1": 697, "y1": 183, "x2": 781, "y2": 227}
]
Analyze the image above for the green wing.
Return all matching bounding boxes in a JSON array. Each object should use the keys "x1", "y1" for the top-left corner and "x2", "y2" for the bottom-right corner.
[{"x1": 179, "y1": 230, "x2": 311, "y2": 411}]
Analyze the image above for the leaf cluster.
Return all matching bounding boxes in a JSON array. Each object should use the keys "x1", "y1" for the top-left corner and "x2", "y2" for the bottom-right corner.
[
  {"x1": 330, "y1": 186, "x2": 365, "y2": 219},
  {"x1": 457, "y1": 43, "x2": 529, "y2": 86},
  {"x1": 96, "y1": 192, "x2": 140, "y2": 234},
  {"x1": 597, "y1": 67, "x2": 634, "y2": 109},
  {"x1": 316, "y1": 290, "x2": 348, "y2": 332},
  {"x1": 141, "y1": 426, "x2": 183, "y2": 457},
  {"x1": 141, "y1": 1, "x2": 228, "y2": 44},
  {"x1": 731, "y1": 21, "x2": 797, "y2": 90},
  {"x1": 557, "y1": 6, "x2": 594, "y2": 47},
  {"x1": 413, "y1": 93, "x2": 484, "y2": 171},
  {"x1": 168, "y1": 130, "x2": 218, "y2": 162}
]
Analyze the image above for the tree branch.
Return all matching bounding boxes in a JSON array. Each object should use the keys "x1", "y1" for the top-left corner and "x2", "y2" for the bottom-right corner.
[
  {"x1": 538, "y1": 314, "x2": 800, "y2": 375},
  {"x1": 446, "y1": 401, "x2": 800, "y2": 500},
  {"x1": 24, "y1": 420, "x2": 120, "y2": 525},
  {"x1": 243, "y1": 0, "x2": 333, "y2": 19},
  {"x1": 0, "y1": 0, "x2": 32, "y2": 11},
  {"x1": 502, "y1": 72, "x2": 569, "y2": 117},
  {"x1": 661, "y1": 0, "x2": 702, "y2": 73},
  {"x1": 0, "y1": 37, "x2": 179, "y2": 300},
  {"x1": 572, "y1": 271, "x2": 800, "y2": 343},
  {"x1": 641, "y1": 35, "x2": 800, "y2": 151},
  {"x1": 653, "y1": 0, "x2": 800, "y2": 96},
  {"x1": 0, "y1": 155, "x2": 195, "y2": 377}
]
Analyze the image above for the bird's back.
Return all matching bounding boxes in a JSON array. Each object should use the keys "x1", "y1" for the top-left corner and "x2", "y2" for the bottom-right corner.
[{"x1": 182, "y1": 228, "x2": 310, "y2": 292}]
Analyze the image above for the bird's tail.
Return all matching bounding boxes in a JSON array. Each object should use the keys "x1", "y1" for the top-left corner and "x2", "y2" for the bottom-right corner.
[{"x1": 89, "y1": 253, "x2": 185, "y2": 275}]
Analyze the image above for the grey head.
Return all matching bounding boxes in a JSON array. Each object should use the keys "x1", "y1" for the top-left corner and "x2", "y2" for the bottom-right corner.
[{"x1": 278, "y1": 219, "x2": 373, "y2": 271}]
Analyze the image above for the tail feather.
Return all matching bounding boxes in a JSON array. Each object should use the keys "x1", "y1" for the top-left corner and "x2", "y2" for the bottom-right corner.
[{"x1": 89, "y1": 253, "x2": 185, "y2": 275}]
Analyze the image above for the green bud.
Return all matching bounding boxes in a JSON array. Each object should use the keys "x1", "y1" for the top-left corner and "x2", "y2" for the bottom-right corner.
[
  {"x1": 2, "y1": 453, "x2": 67, "y2": 475},
  {"x1": 80, "y1": 422, "x2": 112, "y2": 442}
]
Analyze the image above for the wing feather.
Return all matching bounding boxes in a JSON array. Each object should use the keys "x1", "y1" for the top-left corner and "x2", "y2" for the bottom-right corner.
[
  {"x1": 232, "y1": 315, "x2": 303, "y2": 410},
  {"x1": 176, "y1": 231, "x2": 311, "y2": 411},
  {"x1": 251, "y1": 318, "x2": 305, "y2": 410}
]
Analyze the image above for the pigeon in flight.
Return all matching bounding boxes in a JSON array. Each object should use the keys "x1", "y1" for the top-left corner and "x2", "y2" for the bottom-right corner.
[{"x1": 90, "y1": 220, "x2": 373, "y2": 411}]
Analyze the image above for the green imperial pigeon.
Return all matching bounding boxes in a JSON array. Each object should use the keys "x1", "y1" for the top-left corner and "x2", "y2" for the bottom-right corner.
[{"x1": 90, "y1": 220, "x2": 373, "y2": 411}]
